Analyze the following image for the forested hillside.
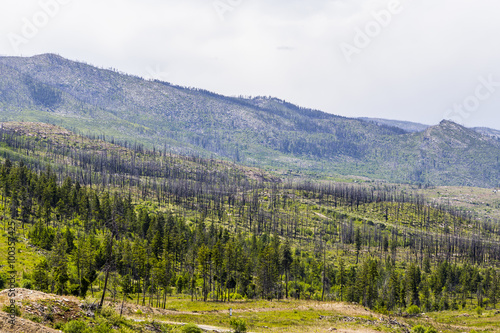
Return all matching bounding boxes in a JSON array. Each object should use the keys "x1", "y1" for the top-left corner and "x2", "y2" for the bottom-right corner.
[
  {"x1": 2, "y1": 54, "x2": 500, "y2": 187},
  {"x1": 0, "y1": 122, "x2": 499, "y2": 326}
]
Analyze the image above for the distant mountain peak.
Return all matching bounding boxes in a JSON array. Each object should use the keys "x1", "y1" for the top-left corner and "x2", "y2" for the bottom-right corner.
[
  {"x1": 439, "y1": 119, "x2": 461, "y2": 127},
  {"x1": 428, "y1": 119, "x2": 474, "y2": 137},
  {"x1": 6, "y1": 53, "x2": 63, "y2": 63},
  {"x1": 33, "y1": 53, "x2": 62, "y2": 59}
]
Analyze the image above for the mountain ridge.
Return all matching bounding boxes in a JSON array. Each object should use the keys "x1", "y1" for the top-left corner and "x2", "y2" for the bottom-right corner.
[
  {"x1": 359, "y1": 117, "x2": 500, "y2": 136},
  {"x1": 1, "y1": 53, "x2": 500, "y2": 187}
]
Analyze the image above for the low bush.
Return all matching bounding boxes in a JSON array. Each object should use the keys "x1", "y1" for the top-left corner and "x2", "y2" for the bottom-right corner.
[
  {"x1": 181, "y1": 323, "x2": 202, "y2": 333},
  {"x1": 407, "y1": 305, "x2": 421, "y2": 315},
  {"x1": 230, "y1": 293, "x2": 245, "y2": 300},
  {"x1": 411, "y1": 325, "x2": 438, "y2": 333},
  {"x1": 2, "y1": 303, "x2": 21, "y2": 317},
  {"x1": 21, "y1": 279, "x2": 33, "y2": 289},
  {"x1": 63, "y1": 320, "x2": 88, "y2": 333},
  {"x1": 230, "y1": 318, "x2": 247, "y2": 333},
  {"x1": 411, "y1": 325, "x2": 426, "y2": 333},
  {"x1": 475, "y1": 306, "x2": 484, "y2": 315}
]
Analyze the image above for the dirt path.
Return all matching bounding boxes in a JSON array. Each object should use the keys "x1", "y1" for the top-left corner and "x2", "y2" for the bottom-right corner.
[{"x1": 129, "y1": 317, "x2": 237, "y2": 332}]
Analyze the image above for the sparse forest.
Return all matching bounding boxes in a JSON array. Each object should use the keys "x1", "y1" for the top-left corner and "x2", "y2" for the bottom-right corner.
[{"x1": 1, "y1": 124, "x2": 499, "y2": 323}]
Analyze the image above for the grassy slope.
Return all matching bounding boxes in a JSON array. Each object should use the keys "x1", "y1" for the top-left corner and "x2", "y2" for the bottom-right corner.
[
  {"x1": 1, "y1": 288, "x2": 498, "y2": 333},
  {"x1": 423, "y1": 186, "x2": 500, "y2": 221},
  {"x1": 0, "y1": 213, "x2": 42, "y2": 286}
]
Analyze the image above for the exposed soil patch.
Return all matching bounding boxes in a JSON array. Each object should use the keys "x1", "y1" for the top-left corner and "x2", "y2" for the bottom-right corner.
[
  {"x1": 244, "y1": 169, "x2": 281, "y2": 183},
  {"x1": 23, "y1": 298, "x2": 84, "y2": 323},
  {"x1": 111, "y1": 300, "x2": 201, "y2": 317},
  {"x1": 0, "y1": 288, "x2": 79, "y2": 303},
  {"x1": 0, "y1": 312, "x2": 60, "y2": 333},
  {"x1": 0, "y1": 288, "x2": 84, "y2": 330},
  {"x1": 297, "y1": 302, "x2": 374, "y2": 317}
]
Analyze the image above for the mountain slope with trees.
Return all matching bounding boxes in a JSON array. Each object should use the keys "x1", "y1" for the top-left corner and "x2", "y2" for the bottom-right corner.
[
  {"x1": 0, "y1": 123, "x2": 499, "y2": 332},
  {"x1": 0, "y1": 124, "x2": 498, "y2": 304},
  {"x1": 1, "y1": 54, "x2": 500, "y2": 187}
]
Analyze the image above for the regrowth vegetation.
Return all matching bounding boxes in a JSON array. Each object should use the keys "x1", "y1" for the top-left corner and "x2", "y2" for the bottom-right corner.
[{"x1": 0, "y1": 123, "x2": 499, "y2": 332}]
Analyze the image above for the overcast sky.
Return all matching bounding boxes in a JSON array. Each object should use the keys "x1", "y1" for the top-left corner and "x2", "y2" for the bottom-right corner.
[{"x1": 1, "y1": 0, "x2": 500, "y2": 128}]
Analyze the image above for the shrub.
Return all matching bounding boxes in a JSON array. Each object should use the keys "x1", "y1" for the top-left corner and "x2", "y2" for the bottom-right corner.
[
  {"x1": 230, "y1": 292, "x2": 244, "y2": 300},
  {"x1": 373, "y1": 304, "x2": 389, "y2": 315},
  {"x1": 63, "y1": 320, "x2": 88, "y2": 333},
  {"x1": 411, "y1": 325, "x2": 426, "y2": 333},
  {"x1": 98, "y1": 305, "x2": 123, "y2": 326},
  {"x1": 81, "y1": 297, "x2": 99, "y2": 308},
  {"x1": 451, "y1": 298, "x2": 459, "y2": 310},
  {"x1": 475, "y1": 306, "x2": 484, "y2": 316},
  {"x1": 2, "y1": 304, "x2": 21, "y2": 317},
  {"x1": 25, "y1": 314, "x2": 42, "y2": 323},
  {"x1": 230, "y1": 319, "x2": 247, "y2": 333},
  {"x1": 22, "y1": 271, "x2": 32, "y2": 280},
  {"x1": 92, "y1": 320, "x2": 112, "y2": 333},
  {"x1": 412, "y1": 326, "x2": 438, "y2": 333},
  {"x1": 0, "y1": 272, "x2": 7, "y2": 289},
  {"x1": 407, "y1": 305, "x2": 421, "y2": 315},
  {"x1": 21, "y1": 279, "x2": 33, "y2": 289},
  {"x1": 99, "y1": 305, "x2": 115, "y2": 318},
  {"x1": 181, "y1": 323, "x2": 202, "y2": 333}
]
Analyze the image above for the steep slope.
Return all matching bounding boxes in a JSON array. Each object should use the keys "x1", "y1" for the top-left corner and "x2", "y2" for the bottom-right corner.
[
  {"x1": 358, "y1": 117, "x2": 431, "y2": 132},
  {"x1": 473, "y1": 126, "x2": 500, "y2": 140},
  {"x1": 0, "y1": 121, "x2": 278, "y2": 187},
  {"x1": 390, "y1": 120, "x2": 500, "y2": 186},
  {"x1": 1, "y1": 54, "x2": 500, "y2": 186},
  {"x1": 359, "y1": 117, "x2": 500, "y2": 140},
  {"x1": 0, "y1": 54, "x2": 405, "y2": 168}
]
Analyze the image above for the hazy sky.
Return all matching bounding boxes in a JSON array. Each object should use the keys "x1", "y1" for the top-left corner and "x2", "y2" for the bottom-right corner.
[{"x1": 1, "y1": 0, "x2": 500, "y2": 128}]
